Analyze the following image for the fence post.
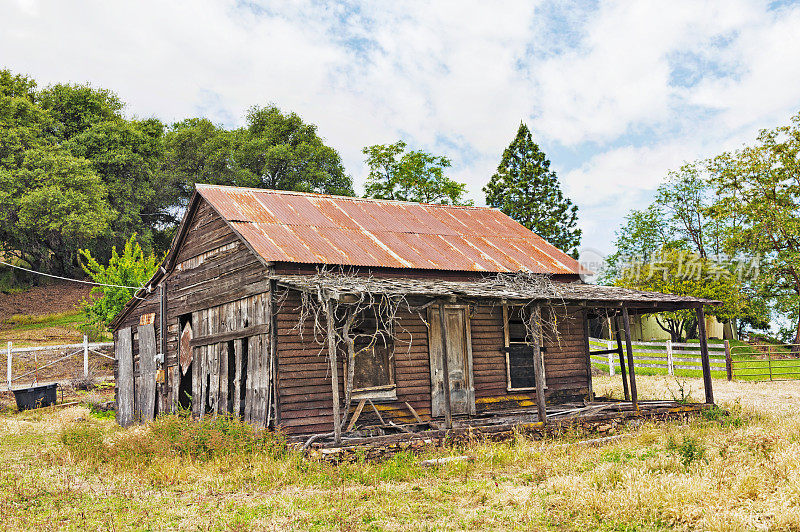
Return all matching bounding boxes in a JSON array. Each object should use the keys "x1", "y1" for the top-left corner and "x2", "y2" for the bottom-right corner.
[
  {"x1": 83, "y1": 335, "x2": 89, "y2": 378},
  {"x1": 768, "y1": 345, "x2": 773, "y2": 381},
  {"x1": 6, "y1": 341, "x2": 11, "y2": 390},
  {"x1": 724, "y1": 340, "x2": 732, "y2": 381},
  {"x1": 607, "y1": 340, "x2": 615, "y2": 376},
  {"x1": 666, "y1": 339, "x2": 674, "y2": 376}
]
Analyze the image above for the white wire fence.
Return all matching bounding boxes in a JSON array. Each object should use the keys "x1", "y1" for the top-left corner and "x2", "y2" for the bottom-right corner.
[{"x1": 4, "y1": 336, "x2": 114, "y2": 389}]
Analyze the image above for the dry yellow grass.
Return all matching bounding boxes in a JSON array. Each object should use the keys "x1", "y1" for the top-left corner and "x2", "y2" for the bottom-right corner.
[{"x1": 2, "y1": 375, "x2": 800, "y2": 530}]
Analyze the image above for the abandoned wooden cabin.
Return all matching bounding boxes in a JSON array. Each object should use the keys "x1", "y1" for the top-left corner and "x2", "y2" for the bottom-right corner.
[{"x1": 111, "y1": 184, "x2": 720, "y2": 443}]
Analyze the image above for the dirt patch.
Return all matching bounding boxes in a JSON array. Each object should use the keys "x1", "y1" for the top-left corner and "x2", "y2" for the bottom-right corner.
[{"x1": 0, "y1": 282, "x2": 91, "y2": 323}]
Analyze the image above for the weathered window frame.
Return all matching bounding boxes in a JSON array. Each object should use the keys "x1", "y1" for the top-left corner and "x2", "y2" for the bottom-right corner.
[
  {"x1": 503, "y1": 304, "x2": 547, "y2": 392},
  {"x1": 347, "y1": 309, "x2": 397, "y2": 401}
]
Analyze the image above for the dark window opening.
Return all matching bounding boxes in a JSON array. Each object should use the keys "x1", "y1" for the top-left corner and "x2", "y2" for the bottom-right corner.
[
  {"x1": 177, "y1": 313, "x2": 193, "y2": 410},
  {"x1": 350, "y1": 309, "x2": 395, "y2": 397},
  {"x1": 205, "y1": 374, "x2": 212, "y2": 414},
  {"x1": 178, "y1": 364, "x2": 193, "y2": 410},
  {"x1": 505, "y1": 305, "x2": 546, "y2": 391}
]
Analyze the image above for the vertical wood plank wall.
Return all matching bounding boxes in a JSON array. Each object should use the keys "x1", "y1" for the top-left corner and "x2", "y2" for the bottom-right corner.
[{"x1": 115, "y1": 200, "x2": 271, "y2": 421}]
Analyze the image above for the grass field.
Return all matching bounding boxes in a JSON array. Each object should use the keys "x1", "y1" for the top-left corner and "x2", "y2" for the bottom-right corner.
[{"x1": 2, "y1": 375, "x2": 800, "y2": 530}]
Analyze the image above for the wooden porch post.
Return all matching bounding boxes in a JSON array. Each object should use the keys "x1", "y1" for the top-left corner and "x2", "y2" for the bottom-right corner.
[
  {"x1": 621, "y1": 307, "x2": 638, "y2": 409},
  {"x1": 438, "y1": 302, "x2": 453, "y2": 429},
  {"x1": 532, "y1": 304, "x2": 547, "y2": 424},
  {"x1": 326, "y1": 297, "x2": 341, "y2": 444},
  {"x1": 696, "y1": 306, "x2": 715, "y2": 404},
  {"x1": 613, "y1": 315, "x2": 630, "y2": 401}
]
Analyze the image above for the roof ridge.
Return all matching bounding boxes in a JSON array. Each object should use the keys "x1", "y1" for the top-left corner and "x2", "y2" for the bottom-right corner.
[{"x1": 195, "y1": 183, "x2": 495, "y2": 210}]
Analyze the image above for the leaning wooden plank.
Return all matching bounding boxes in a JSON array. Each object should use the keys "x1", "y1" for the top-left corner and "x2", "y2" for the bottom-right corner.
[
  {"x1": 116, "y1": 327, "x2": 134, "y2": 427},
  {"x1": 404, "y1": 401, "x2": 424, "y2": 424},
  {"x1": 367, "y1": 399, "x2": 385, "y2": 426},
  {"x1": 137, "y1": 323, "x2": 157, "y2": 423},
  {"x1": 346, "y1": 399, "x2": 367, "y2": 432}
]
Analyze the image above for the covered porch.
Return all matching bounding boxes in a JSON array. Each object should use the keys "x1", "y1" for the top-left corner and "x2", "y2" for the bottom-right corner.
[{"x1": 275, "y1": 273, "x2": 720, "y2": 449}]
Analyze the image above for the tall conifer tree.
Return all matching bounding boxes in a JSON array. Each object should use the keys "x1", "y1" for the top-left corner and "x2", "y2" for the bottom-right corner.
[{"x1": 484, "y1": 123, "x2": 581, "y2": 256}]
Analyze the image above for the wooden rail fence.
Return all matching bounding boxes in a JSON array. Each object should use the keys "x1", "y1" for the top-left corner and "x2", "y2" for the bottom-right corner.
[
  {"x1": 3, "y1": 337, "x2": 114, "y2": 390},
  {"x1": 589, "y1": 337, "x2": 727, "y2": 377}
]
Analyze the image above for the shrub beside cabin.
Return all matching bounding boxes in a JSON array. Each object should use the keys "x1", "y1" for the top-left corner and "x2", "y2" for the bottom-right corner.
[{"x1": 111, "y1": 185, "x2": 719, "y2": 441}]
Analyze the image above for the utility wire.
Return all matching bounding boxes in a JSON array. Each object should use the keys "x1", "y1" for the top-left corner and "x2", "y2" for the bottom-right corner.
[{"x1": 0, "y1": 260, "x2": 144, "y2": 290}]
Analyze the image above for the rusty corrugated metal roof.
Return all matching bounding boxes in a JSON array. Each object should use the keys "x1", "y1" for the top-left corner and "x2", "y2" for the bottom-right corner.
[{"x1": 196, "y1": 184, "x2": 582, "y2": 274}]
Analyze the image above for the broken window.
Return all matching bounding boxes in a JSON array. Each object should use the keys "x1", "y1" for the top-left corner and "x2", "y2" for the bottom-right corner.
[
  {"x1": 349, "y1": 309, "x2": 396, "y2": 400},
  {"x1": 504, "y1": 305, "x2": 546, "y2": 391}
]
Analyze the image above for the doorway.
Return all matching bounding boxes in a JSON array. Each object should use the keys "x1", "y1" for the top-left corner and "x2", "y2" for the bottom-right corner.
[{"x1": 428, "y1": 305, "x2": 475, "y2": 417}]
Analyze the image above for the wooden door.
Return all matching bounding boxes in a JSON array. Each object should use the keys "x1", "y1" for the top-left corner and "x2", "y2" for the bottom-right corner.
[
  {"x1": 137, "y1": 323, "x2": 157, "y2": 422},
  {"x1": 116, "y1": 327, "x2": 134, "y2": 427},
  {"x1": 428, "y1": 305, "x2": 475, "y2": 417}
]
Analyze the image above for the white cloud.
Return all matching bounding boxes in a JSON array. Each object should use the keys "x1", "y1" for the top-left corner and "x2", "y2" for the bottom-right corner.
[{"x1": 2, "y1": 0, "x2": 800, "y2": 252}]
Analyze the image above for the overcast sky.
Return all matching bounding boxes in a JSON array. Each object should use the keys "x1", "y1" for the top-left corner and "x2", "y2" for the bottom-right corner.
[{"x1": 4, "y1": 0, "x2": 800, "y2": 258}]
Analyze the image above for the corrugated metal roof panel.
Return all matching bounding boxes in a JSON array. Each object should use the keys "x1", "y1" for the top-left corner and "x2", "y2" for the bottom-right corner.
[{"x1": 195, "y1": 184, "x2": 582, "y2": 274}]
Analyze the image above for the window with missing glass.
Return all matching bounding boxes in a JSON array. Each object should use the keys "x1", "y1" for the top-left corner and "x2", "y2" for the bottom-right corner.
[
  {"x1": 349, "y1": 309, "x2": 396, "y2": 400},
  {"x1": 503, "y1": 305, "x2": 546, "y2": 391}
]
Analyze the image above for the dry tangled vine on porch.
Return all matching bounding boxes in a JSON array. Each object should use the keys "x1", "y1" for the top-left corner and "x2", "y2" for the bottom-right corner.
[
  {"x1": 490, "y1": 271, "x2": 567, "y2": 347},
  {"x1": 292, "y1": 267, "x2": 418, "y2": 431}
]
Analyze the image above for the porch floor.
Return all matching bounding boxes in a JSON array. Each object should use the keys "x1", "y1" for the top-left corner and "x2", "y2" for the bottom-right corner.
[{"x1": 294, "y1": 399, "x2": 708, "y2": 451}]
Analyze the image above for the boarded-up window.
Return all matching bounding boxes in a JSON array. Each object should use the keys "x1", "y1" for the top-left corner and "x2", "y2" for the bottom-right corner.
[
  {"x1": 350, "y1": 309, "x2": 395, "y2": 398},
  {"x1": 504, "y1": 305, "x2": 546, "y2": 391}
]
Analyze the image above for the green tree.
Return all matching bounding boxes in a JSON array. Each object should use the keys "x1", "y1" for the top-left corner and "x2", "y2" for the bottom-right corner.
[
  {"x1": 79, "y1": 235, "x2": 162, "y2": 327},
  {"x1": 161, "y1": 118, "x2": 248, "y2": 209},
  {"x1": 0, "y1": 73, "x2": 175, "y2": 273},
  {"x1": 362, "y1": 141, "x2": 471, "y2": 205},
  {"x1": 0, "y1": 71, "x2": 114, "y2": 274},
  {"x1": 602, "y1": 204, "x2": 669, "y2": 282},
  {"x1": 709, "y1": 112, "x2": 800, "y2": 348},
  {"x1": 0, "y1": 148, "x2": 112, "y2": 273},
  {"x1": 239, "y1": 105, "x2": 353, "y2": 195},
  {"x1": 38, "y1": 82, "x2": 122, "y2": 141},
  {"x1": 656, "y1": 162, "x2": 728, "y2": 259},
  {"x1": 163, "y1": 105, "x2": 354, "y2": 210},
  {"x1": 0, "y1": 70, "x2": 51, "y2": 169},
  {"x1": 66, "y1": 116, "x2": 172, "y2": 254},
  {"x1": 484, "y1": 123, "x2": 581, "y2": 256},
  {"x1": 615, "y1": 249, "x2": 744, "y2": 341}
]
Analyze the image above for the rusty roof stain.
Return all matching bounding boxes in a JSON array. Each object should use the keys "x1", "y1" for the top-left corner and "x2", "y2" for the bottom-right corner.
[{"x1": 196, "y1": 184, "x2": 582, "y2": 274}]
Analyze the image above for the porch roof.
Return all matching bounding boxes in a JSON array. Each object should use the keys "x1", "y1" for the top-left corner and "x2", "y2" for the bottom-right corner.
[{"x1": 273, "y1": 274, "x2": 721, "y2": 313}]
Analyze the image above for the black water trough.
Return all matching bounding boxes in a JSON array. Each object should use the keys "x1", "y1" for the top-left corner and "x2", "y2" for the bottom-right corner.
[{"x1": 13, "y1": 383, "x2": 58, "y2": 410}]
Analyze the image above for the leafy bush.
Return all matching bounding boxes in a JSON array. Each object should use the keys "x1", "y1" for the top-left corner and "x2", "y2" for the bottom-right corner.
[
  {"x1": 666, "y1": 435, "x2": 706, "y2": 468},
  {"x1": 60, "y1": 413, "x2": 288, "y2": 468},
  {"x1": 79, "y1": 234, "x2": 162, "y2": 327}
]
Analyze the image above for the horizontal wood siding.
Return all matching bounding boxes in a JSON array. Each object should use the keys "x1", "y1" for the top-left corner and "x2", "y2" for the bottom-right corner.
[
  {"x1": 276, "y1": 289, "x2": 334, "y2": 434},
  {"x1": 174, "y1": 201, "x2": 239, "y2": 265}
]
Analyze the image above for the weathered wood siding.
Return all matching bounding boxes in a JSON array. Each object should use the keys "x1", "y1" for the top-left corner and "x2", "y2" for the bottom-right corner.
[
  {"x1": 114, "y1": 198, "x2": 273, "y2": 420},
  {"x1": 114, "y1": 199, "x2": 591, "y2": 434},
  {"x1": 275, "y1": 293, "x2": 590, "y2": 435}
]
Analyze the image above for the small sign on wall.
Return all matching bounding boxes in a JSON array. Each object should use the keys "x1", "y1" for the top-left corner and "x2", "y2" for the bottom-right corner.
[{"x1": 140, "y1": 313, "x2": 156, "y2": 326}]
